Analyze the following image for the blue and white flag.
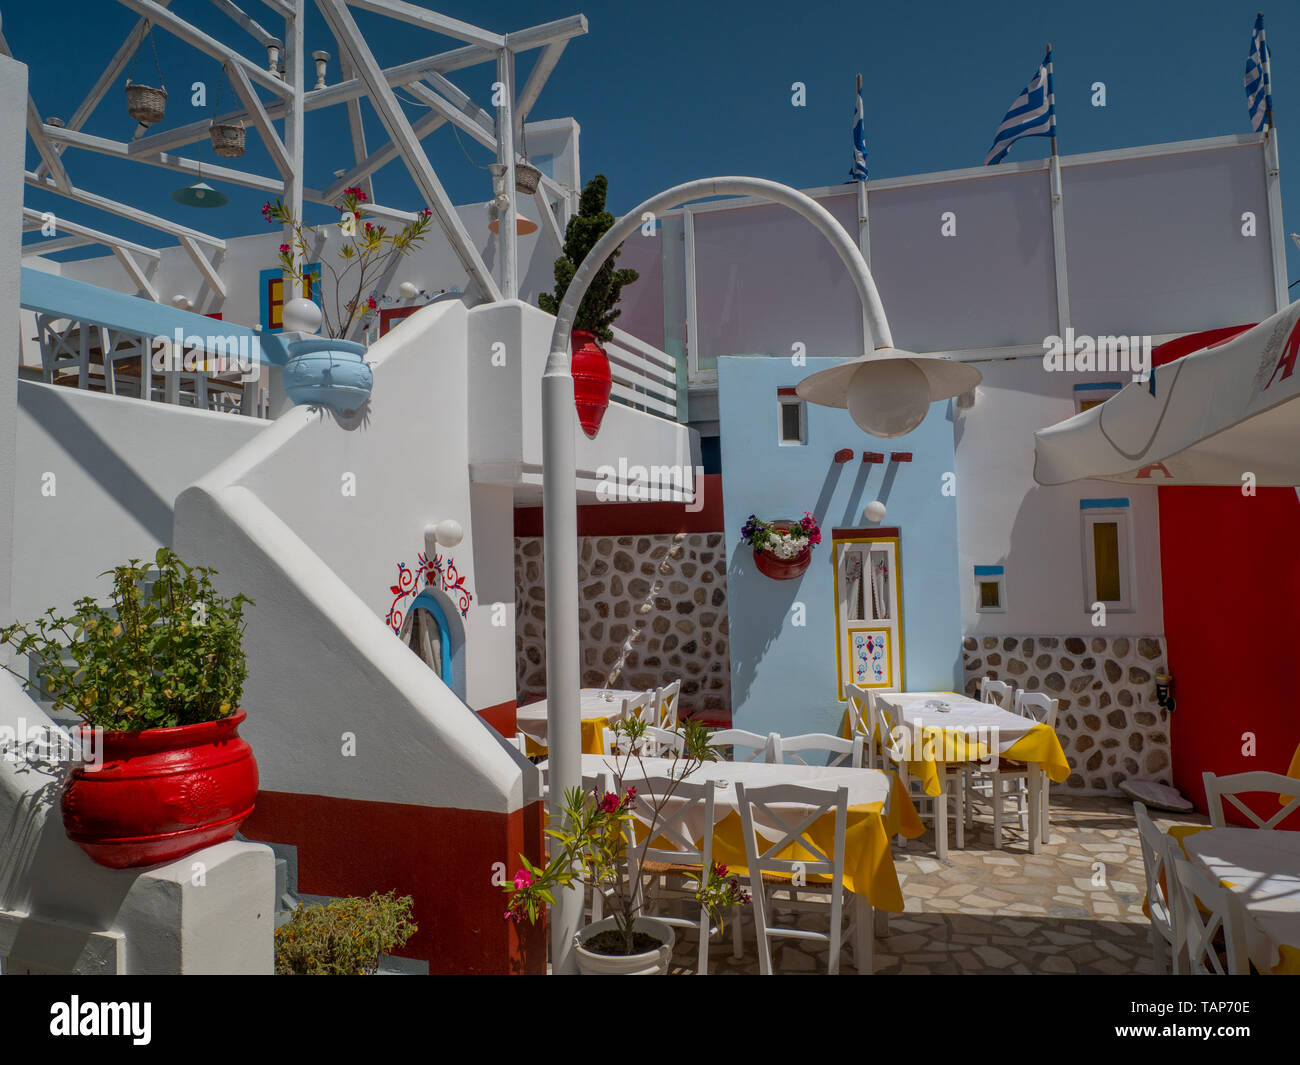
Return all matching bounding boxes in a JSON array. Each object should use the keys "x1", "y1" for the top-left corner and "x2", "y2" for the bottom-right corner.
[
  {"x1": 985, "y1": 47, "x2": 1056, "y2": 165},
  {"x1": 1246, "y1": 14, "x2": 1272, "y2": 132},
  {"x1": 850, "y1": 85, "x2": 868, "y2": 181}
]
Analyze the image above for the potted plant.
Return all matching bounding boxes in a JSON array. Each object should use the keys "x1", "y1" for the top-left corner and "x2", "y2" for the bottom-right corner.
[
  {"x1": 503, "y1": 716, "x2": 748, "y2": 974},
  {"x1": 538, "y1": 174, "x2": 640, "y2": 438},
  {"x1": 274, "y1": 891, "x2": 417, "y2": 975},
  {"x1": 261, "y1": 189, "x2": 433, "y2": 414},
  {"x1": 741, "y1": 512, "x2": 822, "y2": 580},
  {"x1": 0, "y1": 549, "x2": 257, "y2": 869}
]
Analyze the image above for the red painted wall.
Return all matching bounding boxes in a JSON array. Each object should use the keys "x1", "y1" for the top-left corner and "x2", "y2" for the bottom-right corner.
[
  {"x1": 1159, "y1": 485, "x2": 1300, "y2": 824},
  {"x1": 244, "y1": 792, "x2": 546, "y2": 973},
  {"x1": 514, "y1": 474, "x2": 725, "y2": 536}
]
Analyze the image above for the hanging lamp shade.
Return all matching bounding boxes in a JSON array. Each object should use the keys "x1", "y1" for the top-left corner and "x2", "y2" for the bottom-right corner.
[
  {"x1": 489, "y1": 212, "x2": 538, "y2": 235},
  {"x1": 171, "y1": 181, "x2": 229, "y2": 208}
]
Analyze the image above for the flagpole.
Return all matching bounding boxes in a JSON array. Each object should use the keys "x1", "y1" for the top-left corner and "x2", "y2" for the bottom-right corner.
[
  {"x1": 855, "y1": 73, "x2": 872, "y2": 347},
  {"x1": 1260, "y1": 15, "x2": 1275, "y2": 130},
  {"x1": 1046, "y1": 43, "x2": 1058, "y2": 157},
  {"x1": 1045, "y1": 42, "x2": 1070, "y2": 335}
]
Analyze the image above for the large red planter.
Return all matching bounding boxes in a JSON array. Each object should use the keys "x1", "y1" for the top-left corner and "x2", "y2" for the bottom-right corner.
[
  {"x1": 753, "y1": 545, "x2": 812, "y2": 580},
  {"x1": 62, "y1": 709, "x2": 258, "y2": 869},
  {"x1": 571, "y1": 329, "x2": 612, "y2": 438}
]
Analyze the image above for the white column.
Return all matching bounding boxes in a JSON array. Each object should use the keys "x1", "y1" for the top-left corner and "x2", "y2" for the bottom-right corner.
[
  {"x1": 1049, "y1": 154, "x2": 1071, "y2": 335},
  {"x1": 495, "y1": 49, "x2": 519, "y2": 300},
  {"x1": 282, "y1": 1, "x2": 305, "y2": 294},
  {"x1": 1264, "y1": 130, "x2": 1288, "y2": 312}
]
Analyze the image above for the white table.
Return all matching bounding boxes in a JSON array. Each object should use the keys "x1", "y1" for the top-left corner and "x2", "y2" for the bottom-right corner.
[
  {"x1": 876, "y1": 692, "x2": 1052, "y2": 858},
  {"x1": 515, "y1": 688, "x2": 644, "y2": 748},
  {"x1": 1183, "y1": 827, "x2": 1300, "y2": 974}
]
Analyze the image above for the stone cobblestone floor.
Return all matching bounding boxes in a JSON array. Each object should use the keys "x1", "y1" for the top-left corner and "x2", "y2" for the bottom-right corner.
[{"x1": 665, "y1": 795, "x2": 1207, "y2": 974}]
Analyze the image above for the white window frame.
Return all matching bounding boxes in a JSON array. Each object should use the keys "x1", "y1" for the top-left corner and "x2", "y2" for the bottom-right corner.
[
  {"x1": 1080, "y1": 503, "x2": 1135, "y2": 613},
  {"x1": 973, "y1": 567, "x2": 1006, "y2": 614},
  {"x1": 777, "y1": 395, "x2": 806, "y2": 446}
]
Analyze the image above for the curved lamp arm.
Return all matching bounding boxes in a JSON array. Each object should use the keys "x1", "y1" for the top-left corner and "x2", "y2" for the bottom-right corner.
[{"x1": 539, "y1": 176, "x2": 894, "y2": 973}]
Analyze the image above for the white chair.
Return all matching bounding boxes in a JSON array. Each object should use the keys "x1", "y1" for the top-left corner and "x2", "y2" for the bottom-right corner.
[
  {"x1": 710, "y1": 728, "x2": 777, "y2": 763},
  {"x1": 1169, "y1": 857, "x2": 1251, "y2": 975},
  {"x1": 965, "y1": 692, "x2": 1058, "y2": 849},
  {"x1": 651, "y1": 679, "x2": 681, "y2": 729},
  {"x1": 979, "y1": 676, "x2": 1014, "y2": 709},
  {"x1": 1202, "y1": 770, "x2": 1300, "y2": 829},
  {"x1": 619, "y1": 689, "x2": 656, "y2": 725},
  {"x1": 644, "y1": 725, "x2": 686, "y2": 757},
  {"x1": 1133, "y1": 801, "x2": 1179, "y2": 973},
  {"x1": 631, "y1": 777, "x2": 722, "y2": 974},
  {"x1": 773, "y1": 732, "x2": 864, "y2": 769},
  {"x1": 877, "y1": 696, "x2": 964, "y2": 860},
  {"x1": 843, "y1": 684, "x2": 881, "y2": 768},
  {"x1": 734, "y1": 782, "x2": 863, "y2": 974}
]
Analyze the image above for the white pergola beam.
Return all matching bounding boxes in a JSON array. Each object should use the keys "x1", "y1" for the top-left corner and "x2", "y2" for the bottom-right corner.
[
  {"x1": 514, "y1": 40, "x2": 566, "y2": 136},
  {"x1": 42, "y1": 124, "x2": 281, "y2": 192},
  {"x1": 116, "y1": 0, "x2": 293, "y2": 98},
  {"x1": 225, "y1": 60, "x2": 293, "y2": 176},
  {"x1": 25, "y1": 170, "x2": 226, "y2": 250},
  {"x1": 405, "y1": 80, "x2": 495, "y2": 150},
  {"x1": 26, "y1": 97, "x2": 72, "y2": 192},
  {"x1": 343, "y1": 0, "x2": 504, "y2": 49},
  {"x1": 180, "y1": 235, "x2": 228, "y2": 299},
  {"x1": 113, "y1": 246, "x2": 160, "y2": 301},
  {"x1": 22, "y1": 235, "x2": 95, "y2": 256},
  {"x1": 422, "y1": 71, "x2": 496, "y2": 137},
  {"x1": 503, "y1": 15, "x2": 588, "y2": 51},
  {"x1": 321, "y1": 109, "x2": 446, "y2": 201},
  {"x1": 256, "y1": 0, "x2": 293, "y2": 16},
  {"x1": 317, "y1": 0, "x2": 500, "y2": 301},
  {"x1": 532, "y1": 185, "x2": 564, "y2": 249},
  {"x1": 336, "y1": 47, "x2": 374, "y2": 201},
  {"x1": 22, "y1": 207, "x2": 162, "y2": 260},
  {"x1": 209, "y1": 0, "x2": 280, "y2": 49}
]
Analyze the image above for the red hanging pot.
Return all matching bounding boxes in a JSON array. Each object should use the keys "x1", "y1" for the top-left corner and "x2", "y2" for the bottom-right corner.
[
  {"x1": 752, "y1": 521, "x2": 813, "y2": 580},
  {"x1": 571, "y1": 329, "x2": 612, "y2": 438},
  {"x1": 62, "y1": 710, "x2": 258, "y2": 869}
]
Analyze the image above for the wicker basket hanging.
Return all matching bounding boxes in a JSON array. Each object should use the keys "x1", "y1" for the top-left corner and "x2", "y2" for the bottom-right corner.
[
  {"x1": 125, "y1": 82, "x2": 167, "y2": 127},
  {"x1": 514, "y1": 162, "x2": 542, "y2": 195},
  {"x1": 209, "y1": 122, "x2": 246, "y2": 158}
]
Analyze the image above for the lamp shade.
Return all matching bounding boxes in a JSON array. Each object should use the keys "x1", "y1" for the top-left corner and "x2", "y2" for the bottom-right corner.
[
  {"x1": 489, "y1": 212, "x2": 539, "y2": 236},
  {"x1": 171, "y1": 181, "x2": 229, "y2": 208}
]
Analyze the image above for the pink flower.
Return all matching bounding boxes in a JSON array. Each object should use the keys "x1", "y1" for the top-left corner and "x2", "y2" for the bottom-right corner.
[
  {"x1": 420, "y1": 207, "x2": 432, "y2": 219},
  {"x1": 600, "y1": 792, "x2": 621, "y2": 813},
  {"x1": 279, "y1": 243, "x2": 290, "y2": 254},
  {"x1": 513, "y1": 868, "x2": 532, "y2": 890},
  {"x1": 366, "y1": 296, "x2": 378, "y2": 310},
  {"x1": 622, "y1": 786, "x2": 637, "y2": 808}
]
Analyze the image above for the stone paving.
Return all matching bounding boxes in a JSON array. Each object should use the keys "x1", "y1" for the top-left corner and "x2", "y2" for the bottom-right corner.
[{"x1": 665, "y1": 795, "x2": 1207, "y2": 974}]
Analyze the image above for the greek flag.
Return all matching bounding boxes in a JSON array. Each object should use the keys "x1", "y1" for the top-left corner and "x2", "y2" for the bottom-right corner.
[
  {"x1": 985, "y1": 47, "x2": 1056, "y2": 165},
  {"x1": 850, "y1": 86, "x2": 868, "y2": 181},
  {"x1": 1246, "y1": 14, "x2": 1272, "y2": 132}
]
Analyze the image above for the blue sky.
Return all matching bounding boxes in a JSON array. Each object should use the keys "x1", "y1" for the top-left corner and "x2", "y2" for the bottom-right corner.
[{"x1": 13, "y1": 1, "x2": 1300, "y2": 282}]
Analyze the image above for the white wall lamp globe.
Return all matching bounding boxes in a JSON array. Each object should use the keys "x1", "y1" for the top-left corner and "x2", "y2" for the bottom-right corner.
[
  {"x1": 399, "y1": 281, "x2": 419, "y2": 299},
  {"x1": 172, "y1": 294, "x2": 192, "y2": 308},
  {"x1": 863, "y1": 500, "x2": 887, "y2": 523},
  {"x1": 282, "y1": 297, "x2": 322, "y2": 335},
  {"x1": 424, "y1": 520, "x2": 464, "y2": 556}
]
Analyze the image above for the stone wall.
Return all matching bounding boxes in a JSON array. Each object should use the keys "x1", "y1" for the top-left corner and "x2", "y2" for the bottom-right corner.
[
  {"x1": 516, "y1": 534, "x2": 731, "y2": 716},
  {"x1": 962, "y1": 634, "x2": 1172, "y2": 795}
]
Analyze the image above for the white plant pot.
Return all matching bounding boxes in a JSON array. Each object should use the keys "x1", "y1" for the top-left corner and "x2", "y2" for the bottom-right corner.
[{"x1": 572, "y1": 916, "x2": 675, "y2": 975}]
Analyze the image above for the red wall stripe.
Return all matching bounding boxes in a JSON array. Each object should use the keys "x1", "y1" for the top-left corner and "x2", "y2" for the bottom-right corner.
[{"x1": 515, "y1": 473, "x2": 725, "y2": 536}]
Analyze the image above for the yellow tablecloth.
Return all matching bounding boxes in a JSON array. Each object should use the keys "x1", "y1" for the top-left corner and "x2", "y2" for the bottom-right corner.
[{"x1": 524, "y1": 715, "x2": 615, "y2": 758}]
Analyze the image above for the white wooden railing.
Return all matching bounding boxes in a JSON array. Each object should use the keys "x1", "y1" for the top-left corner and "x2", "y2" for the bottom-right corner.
[{"x1": 606, "y1": 327, "x2": 682, "y2": 422}]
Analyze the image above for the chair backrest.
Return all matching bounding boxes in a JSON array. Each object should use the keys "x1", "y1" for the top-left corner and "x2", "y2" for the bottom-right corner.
[
  {"x1": 1013, "y1": 690, "x2": 1059, "y2": 728},
  {"x1": 652, "y1": 679, "x2": 681, "y2": 729},
  {"x1": 979, "y1": 677, "x2": 1014, "y2": 710},
  {"x1": 1132, "y1": 801, "x2": 1176, "y2": 940},
  {"x1": 843, "y1": 684, "x2": 876, "y2": 738},
  {"x1": 619, "y1": 689, "x2": 656, "y2": 724},
  {"x1": 644, "y1": 725, "x2": 686, "y2": 756},
  {"x1": 734, "y1": 782, "x2": 848, "y2": 885},
  {"x1": 628, "y1": 777, "x2": 716, "y2": 872},
  {"x1": 710, "y1": 728, "x2": 777, "y2": 763},
  {"x1": 871, "y1": 696, "x2": 903, "y2": 763},
  {"x1": 1170, "y1": 857, "x2": 1251, "y2": 975},
  {"x1": 774, "y1": 732, "x2": 864, "y2": 769},
  {"x1": 1203, "y1": 770, "x2": 1300, "y2": 829}
]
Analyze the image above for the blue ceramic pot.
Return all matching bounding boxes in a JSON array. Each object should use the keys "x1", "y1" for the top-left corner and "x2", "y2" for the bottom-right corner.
[{"x1": 283, "y1": 338, "x2": 372, "y2": 415}]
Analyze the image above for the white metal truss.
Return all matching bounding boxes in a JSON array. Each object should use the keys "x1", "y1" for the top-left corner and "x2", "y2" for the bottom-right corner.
[{"x1": 18, "y1": 1, "x2": 589, "y2": 305}]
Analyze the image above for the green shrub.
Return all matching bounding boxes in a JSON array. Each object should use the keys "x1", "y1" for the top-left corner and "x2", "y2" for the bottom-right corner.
[
  {"x1": 275, "y1": 892, "x2": 418, "y2": 975},
  {"x1": 0, "y1": 548, "x2": 251, "y2": 730}
]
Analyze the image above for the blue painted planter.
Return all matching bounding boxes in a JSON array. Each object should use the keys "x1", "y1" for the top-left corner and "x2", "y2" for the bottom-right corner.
[{"x1": 283, "y1": 338, "x2": 372, "y2": 415}]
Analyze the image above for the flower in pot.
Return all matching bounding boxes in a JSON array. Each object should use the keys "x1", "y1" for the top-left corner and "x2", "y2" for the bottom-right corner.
[
  {"x1": 740, "y1": 512, "x2": 822, "y2": 580},
  {"x1": 503, "y1": 716, "x2": 749, "y2": 974},
  {"x1": 261, "y1": 190, "x2": 434, "y2": 415},
  {"x1": 0, "y1": 549, "x2": 257, "y2": 869},
  {"x1": 538, "y1": 174, "x2": 639, "y2": 438}
]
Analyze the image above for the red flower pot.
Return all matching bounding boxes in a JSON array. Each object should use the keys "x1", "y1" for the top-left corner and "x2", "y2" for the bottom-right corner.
[
  {"x1": 62, "y1": 710, "x2": 258, "y2": 869},
  {"x1": 571, "y1": 329, "x2": 612, "y2": 438},
  {"x1": 751, "y1": 519, "x2": 814, "y2": 580}
]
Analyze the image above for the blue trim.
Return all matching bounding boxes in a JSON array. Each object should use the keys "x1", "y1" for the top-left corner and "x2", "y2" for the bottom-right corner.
[
  {"x1": 407, "y1": 589, "x2": 454, "y2": 691},
  {"x1": 1073, "y1": 382, "x2": 1123, "y2": 391},
  {"x1": 1080, "y1": 498, "x2": 1130, "y2": 510},
  {"x1": 973, "y1": 565, "x2": 1004, "y2": 576}
]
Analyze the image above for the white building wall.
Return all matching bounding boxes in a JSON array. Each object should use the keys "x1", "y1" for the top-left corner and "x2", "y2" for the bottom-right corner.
[{"x1": 0, "y1": 54, "x2": 25, "y2": 627}]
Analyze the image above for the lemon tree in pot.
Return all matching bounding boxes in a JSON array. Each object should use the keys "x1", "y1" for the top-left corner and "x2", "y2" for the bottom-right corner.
[
  {"x1": 503, "y1": 716, "x2": 748, "y2": 974},
  {"x1": 0, "y1": 549, "x2": 257, "y2": 869}
]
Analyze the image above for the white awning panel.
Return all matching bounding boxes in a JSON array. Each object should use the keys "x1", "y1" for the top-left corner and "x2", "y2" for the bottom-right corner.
[{"x1": 1033, "y1": 301, "x2": 1300, "y2": 487}]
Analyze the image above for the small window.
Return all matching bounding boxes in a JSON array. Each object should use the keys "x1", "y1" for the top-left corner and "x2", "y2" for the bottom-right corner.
[
  {"x1": 1074, "y1": 381, "x2": 1123, "y2": 414},
  {"x1": 1081, "y1": 500, "x2": 1134, "y2": 612},
  {"x1": 974, "y1": 565, "x2": 1005, "y2": 613},
  {"x1": 778, "y1": 396, "x2": 806, "y2": 445}
]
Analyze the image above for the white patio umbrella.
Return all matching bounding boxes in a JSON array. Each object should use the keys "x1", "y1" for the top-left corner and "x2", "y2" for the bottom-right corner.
[{"x1": 1033, "y1": 300, "x2": 1300, "y2": 487}]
